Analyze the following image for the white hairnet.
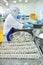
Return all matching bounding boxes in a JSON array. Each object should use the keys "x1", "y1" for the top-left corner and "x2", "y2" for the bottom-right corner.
[
  {"x1": 3, "y1": 6, "x2": 20, "y2": 19},
  {"x1": 10, "y1": 7, "x2": 20, "y2": 18}
]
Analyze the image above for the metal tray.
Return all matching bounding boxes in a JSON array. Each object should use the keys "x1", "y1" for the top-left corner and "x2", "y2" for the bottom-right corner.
[{"x1": 10, "y1": 28, "x2": 33, "y2": 43}]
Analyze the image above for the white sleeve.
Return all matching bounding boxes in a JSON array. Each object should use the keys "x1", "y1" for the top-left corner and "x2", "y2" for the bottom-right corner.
[
  {"x1": 4, "y1": 14, "x2": 23, "y2": 35},
  {"x1": 12, "y1": 19, "x2": 23, "y2": 29},
  {"x1": 8, "y1": 14, "x2": 23, "y2": 29}
]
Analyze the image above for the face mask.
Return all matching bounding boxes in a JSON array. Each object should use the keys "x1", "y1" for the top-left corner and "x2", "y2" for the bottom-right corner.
[{"x1": 0, "y1": 17, "x2": 2, "y2": 22}]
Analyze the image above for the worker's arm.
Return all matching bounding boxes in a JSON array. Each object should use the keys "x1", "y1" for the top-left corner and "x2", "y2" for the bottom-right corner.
[{"x1": 6, "y1": 28, "x2": 14, "y2": 41}]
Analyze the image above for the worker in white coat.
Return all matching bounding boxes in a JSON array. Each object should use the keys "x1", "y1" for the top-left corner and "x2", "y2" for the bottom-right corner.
[
  {"x1": 4, "y1": 7, "x2": 24, "y2": 41},
  {"x1": 4, "y1": 6, "x2": 33, "y2": 42}
]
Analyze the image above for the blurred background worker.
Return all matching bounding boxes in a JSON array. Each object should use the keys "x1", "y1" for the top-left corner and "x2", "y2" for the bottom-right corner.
[{"x1": 0, "y1": 14, "x2": 4, "y2": 45}]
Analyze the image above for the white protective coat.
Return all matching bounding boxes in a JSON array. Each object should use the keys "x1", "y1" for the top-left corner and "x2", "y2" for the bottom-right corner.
[{"x1": 4, "y1": 7, "x2": 23, "y2": 35}]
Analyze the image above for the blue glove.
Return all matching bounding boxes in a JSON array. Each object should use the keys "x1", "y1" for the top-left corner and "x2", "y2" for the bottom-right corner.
[
  {"x1": 37, "y1": 20, "x2": 43, "y2": 24},
  {"x1": 23, "y1": 22, "x2": 34, "y2": 28}
]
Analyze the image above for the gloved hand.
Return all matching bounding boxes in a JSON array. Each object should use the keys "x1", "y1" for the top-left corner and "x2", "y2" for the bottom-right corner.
[
  {"x1": 37, "y1": 20, "x2": 43, "y2": 24},
  {"x1": 23, "y1": 22, "x2": 34, "y2": 28}
]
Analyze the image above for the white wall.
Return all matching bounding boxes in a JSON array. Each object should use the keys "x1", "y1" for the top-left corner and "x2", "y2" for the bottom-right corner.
[
  {"x1": 8, "y1": 0, "x2": 43, "y2": 19},
  {"x1": 35, "y1": 1, "x2": 43, "y2": 19},
  {"x1": 0, "y1": 6, "x2": 5, "y2": 14},
  {"x1": 9, "y1": 3, "x2": 35, "y2": 15}
]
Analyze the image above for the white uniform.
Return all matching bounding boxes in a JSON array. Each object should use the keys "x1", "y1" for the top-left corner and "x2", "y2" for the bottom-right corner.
[{"x1": 4, "y1": 14, "x2": 23, "y2": 35}]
